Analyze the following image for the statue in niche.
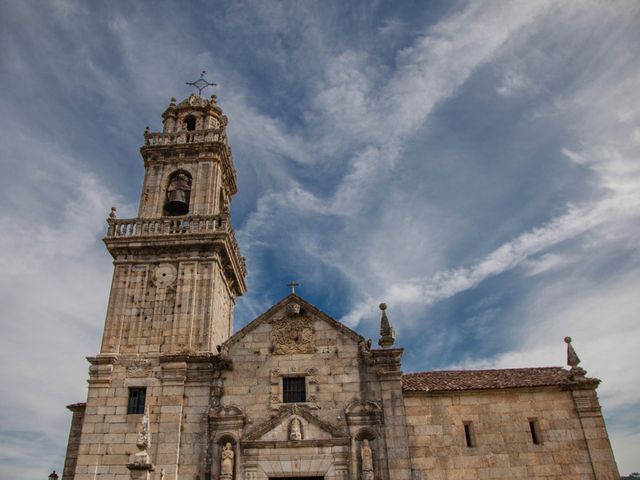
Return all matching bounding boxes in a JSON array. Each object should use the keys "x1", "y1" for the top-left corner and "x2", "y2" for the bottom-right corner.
[
  {"x1": 290, "y1": 418, "x2": 303, "y2": 441},
  {"x1": 360, "y1": 439, "x2": 374, "y2": 480},
  {"x1": 220, "y1": 442, "x2": 234, "y2": 479}
]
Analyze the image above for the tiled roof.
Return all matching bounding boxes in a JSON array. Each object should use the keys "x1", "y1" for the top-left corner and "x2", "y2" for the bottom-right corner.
[{"x1": 402, "y1": 367, "x2": 597, "y2": 393}]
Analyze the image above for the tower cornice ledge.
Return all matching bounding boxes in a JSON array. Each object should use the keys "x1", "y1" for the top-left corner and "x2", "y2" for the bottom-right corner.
[{"x1": 103, "y1": 214, "x2": 247, "y2": 295}]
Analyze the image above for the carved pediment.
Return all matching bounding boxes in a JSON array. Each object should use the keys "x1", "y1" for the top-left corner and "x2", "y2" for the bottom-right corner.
[
  {"x1": 223, "y1": 294, "x2": 364, "y2": 352},
  {"x1": 243, "y1": 405, "x2": 346, "y2": 442},
  {"x1": 345, "y1": 400, "x2": 383, "y2": 426},
  {"x1": 210, "y1": 404, "x2": 244, "y2": 418},
  {"x1": 209, "y1": 404, "x2": 245, "y2": 429}
]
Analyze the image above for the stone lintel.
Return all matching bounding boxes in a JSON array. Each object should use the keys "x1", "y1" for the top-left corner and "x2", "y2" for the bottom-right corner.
[
  {"x1": 241, "y1": 438, "x2": 350, "y2": 449},
  {"x1": 126, "y1": 463, "x2": 155, "y2": 471}
]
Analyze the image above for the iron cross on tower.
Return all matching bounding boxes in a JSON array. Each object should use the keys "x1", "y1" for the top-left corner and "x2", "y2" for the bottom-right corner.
[
  {"x1": 186, "y1": 71, "x2": 217, "y2": 96},
  {"x1": 287, "y1": 281, "x2": 300, "y2": 294}
]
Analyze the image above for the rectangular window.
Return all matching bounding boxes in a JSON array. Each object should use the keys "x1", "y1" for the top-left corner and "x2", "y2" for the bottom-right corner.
[
  {"x1": 463, "y1": 422, "x2": 474, "y2": 448},
  {"x1": 529, "y1": 419, "x2": 541, "y2": 445},
  {"x1": 127, "y1": 387, "x2": 146, "y2": 414},
  {"x1": 282, "y1": 377, "x2": 306, "y2": 403}
]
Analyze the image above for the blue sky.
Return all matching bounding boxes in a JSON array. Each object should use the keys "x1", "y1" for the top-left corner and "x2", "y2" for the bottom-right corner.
[{"x1": 1, "y1": 0, "x2": 639, "y2": 477}]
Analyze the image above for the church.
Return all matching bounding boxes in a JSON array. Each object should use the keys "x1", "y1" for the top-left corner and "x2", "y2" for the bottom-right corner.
[{"x1": 61, "y1": 86, "x2": 620, "y2": 480}]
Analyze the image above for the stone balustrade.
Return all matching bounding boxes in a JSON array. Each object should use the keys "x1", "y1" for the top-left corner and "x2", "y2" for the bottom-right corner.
[
  {"x1": 106, "y1": 214, "x2": 246, "y2": 275},
  {"x1": 107, "y1": 214, "x2": 228, "y2": 237},
  {"x1": 144, "y1": 128, "x2": 228, "y2": 146}
]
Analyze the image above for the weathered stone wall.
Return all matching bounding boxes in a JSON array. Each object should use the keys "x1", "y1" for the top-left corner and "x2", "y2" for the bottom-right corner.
[
  {"x1": 62, "y1": 403, "x2": 86, "y2": 480},
  {"x1": 404, "y1": 386, "x2": 619, "y2": 479},
  {"x1": 73, "y1": 362, "x2": 152, "y2": 480},
  {"x1": 99, "y1": 258, "x2": 232, "y2": 355},
  {"x1": 73, "y1": 356, "x2": 196, "y2": 480}
]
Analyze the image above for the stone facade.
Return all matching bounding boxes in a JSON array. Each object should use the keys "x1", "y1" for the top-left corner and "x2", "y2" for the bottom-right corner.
[
  {"x1": 404, "y1": 386, "x2": 618, "y2": 479},
  {"x1": 63, "y1": 91, "x2": 620, "y2": 480}
]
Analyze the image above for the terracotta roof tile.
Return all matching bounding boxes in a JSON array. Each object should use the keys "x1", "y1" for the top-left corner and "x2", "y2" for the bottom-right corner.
[{"x1": 402, "y1": 367, "x2": 597, "y2": 392}]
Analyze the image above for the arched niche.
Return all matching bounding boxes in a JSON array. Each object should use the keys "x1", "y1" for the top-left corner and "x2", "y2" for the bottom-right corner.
[
  {"x1": 355, "y1": 428, "x2": 379, "y2": 479},
  {"x1": 164, "y1": 170, "x2": 192, "y2": 216},
  {"x1": 214, "y1": 433, "x2": 237, "y2": 480},
  {"x1": 183, "y1": 114, "x2": 197, "y2": 131}
]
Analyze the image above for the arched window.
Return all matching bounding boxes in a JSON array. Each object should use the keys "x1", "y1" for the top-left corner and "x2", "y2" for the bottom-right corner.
[
  {"x1": 184, "y1": 115, "x2": 197, "y2": 131},
  {"x1": 164, "y1": 170, "x2": 192, "y2": 216}
]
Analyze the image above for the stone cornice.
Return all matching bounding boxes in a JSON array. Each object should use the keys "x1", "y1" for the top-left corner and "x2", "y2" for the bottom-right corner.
[
  {"x1": 103, "y1": 228, "x2": 246, "y2": 296},
  {"x1": 241, "y1": 438, "x2": 350, "y2": 449}
]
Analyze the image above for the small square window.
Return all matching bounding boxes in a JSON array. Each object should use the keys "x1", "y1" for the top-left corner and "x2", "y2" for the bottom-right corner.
[
  {"x1": 283, "y1": 377, "x2": 306, "y2": 403},
  {"x1": 127, "y1": 387, "x2": 146, "y2": 414}
]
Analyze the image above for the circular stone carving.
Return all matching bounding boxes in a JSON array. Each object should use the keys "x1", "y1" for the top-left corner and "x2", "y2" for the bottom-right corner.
[{"x1": 153, "y1": 263, "x2": 177, "y2": 288}]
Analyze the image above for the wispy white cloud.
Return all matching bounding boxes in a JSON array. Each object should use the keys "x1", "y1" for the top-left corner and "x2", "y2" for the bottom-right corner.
[{"x1": 2, "y1": 0, "x2": 640, "y2": 477}]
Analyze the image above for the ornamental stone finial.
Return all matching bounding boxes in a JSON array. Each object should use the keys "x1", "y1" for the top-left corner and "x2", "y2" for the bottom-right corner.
[
  {"x1": 109, "y1": 207, "x2": 117, "y2": 219},
  {"x1": 564, "y1": 336, "x2": 586, "y2": 379},
  {"x1": 378, "y1": 303, "x2": 396, "y2": 349}
]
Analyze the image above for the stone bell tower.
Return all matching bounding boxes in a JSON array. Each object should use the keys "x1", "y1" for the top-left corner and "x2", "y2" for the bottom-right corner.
[
  {"x1": 64, "y1": 87, "x2": 247, "y2": 480},
  {"x1": 101, "y1": 91, "x2": 246, "y2": 355}
]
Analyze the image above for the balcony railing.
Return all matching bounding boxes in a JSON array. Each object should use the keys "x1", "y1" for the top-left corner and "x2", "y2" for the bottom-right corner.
[
  {"x1": 106, "y1": 214, "x2": 229, "y2": 238},
  {"x1": 105, "y1": 214, "x2": 246, "y2": 275},
  {"x1": 144, "y1": 128, "x2": 228, "y2": 146}
]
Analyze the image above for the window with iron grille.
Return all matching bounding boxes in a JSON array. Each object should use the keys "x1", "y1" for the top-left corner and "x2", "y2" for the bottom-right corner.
[
  {"x1": 282, "y1": 377, "x2": 306, "y2": 403},
  {"x1": 127, "y1": 387, "x2": 146, "y2": 414}
]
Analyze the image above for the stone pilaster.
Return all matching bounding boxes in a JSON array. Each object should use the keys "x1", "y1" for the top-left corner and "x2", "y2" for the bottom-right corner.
[
  {"x1": 62, "y1": 403, "x2": 86, "y2": 480},
  {"x1": 155, "y1": 360, "x2": 187, "y2": 480},
  {"x1": 571, "y1": 386, "x2": 620, "y2": 480},
  {"x1": 371, "y1": 347, "x2": 412, "y2": 480}
]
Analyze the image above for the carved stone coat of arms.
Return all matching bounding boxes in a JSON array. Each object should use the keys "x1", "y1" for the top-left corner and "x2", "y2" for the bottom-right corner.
[{"x1": 270, "y1": 308, "x2": 315, "y2": 354}]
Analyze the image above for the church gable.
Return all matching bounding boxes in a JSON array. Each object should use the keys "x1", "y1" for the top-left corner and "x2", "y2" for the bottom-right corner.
[
  {"x1": 223, "y1": 293, "x2": 364, "y2": 352},
  {"x1": 243, "y1": 405, "x2": 347, "y2": 443}
]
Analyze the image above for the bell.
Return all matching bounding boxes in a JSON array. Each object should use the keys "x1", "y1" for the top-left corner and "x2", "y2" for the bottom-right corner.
[{"x1": 165, "y1": 190, "x2": 189, "y2": 216}]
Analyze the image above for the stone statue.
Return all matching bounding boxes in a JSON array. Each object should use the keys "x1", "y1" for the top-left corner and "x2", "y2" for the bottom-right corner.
[
  {"x1": 133, "y1": 413, "x2": 150, "y2": 465},
  {"x1": 220, "y1": 442, "x2": 234, "y2": 479},
  {"x1": 360, "y1": 439, "x2": 374, "y2": 480},
  {"x1": 290, "y1": 418, "x2": 302, "y2": 441}
]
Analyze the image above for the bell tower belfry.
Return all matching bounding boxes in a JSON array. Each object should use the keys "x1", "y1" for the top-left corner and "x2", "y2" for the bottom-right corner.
[{"x1": 101, "y1": 91, "x2": 246, "y2": 355}]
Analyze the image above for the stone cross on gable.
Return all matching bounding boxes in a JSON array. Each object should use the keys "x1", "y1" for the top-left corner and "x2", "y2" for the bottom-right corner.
[{"x1": 287, "y1": 281, "x2": 300, "y2": 294}]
